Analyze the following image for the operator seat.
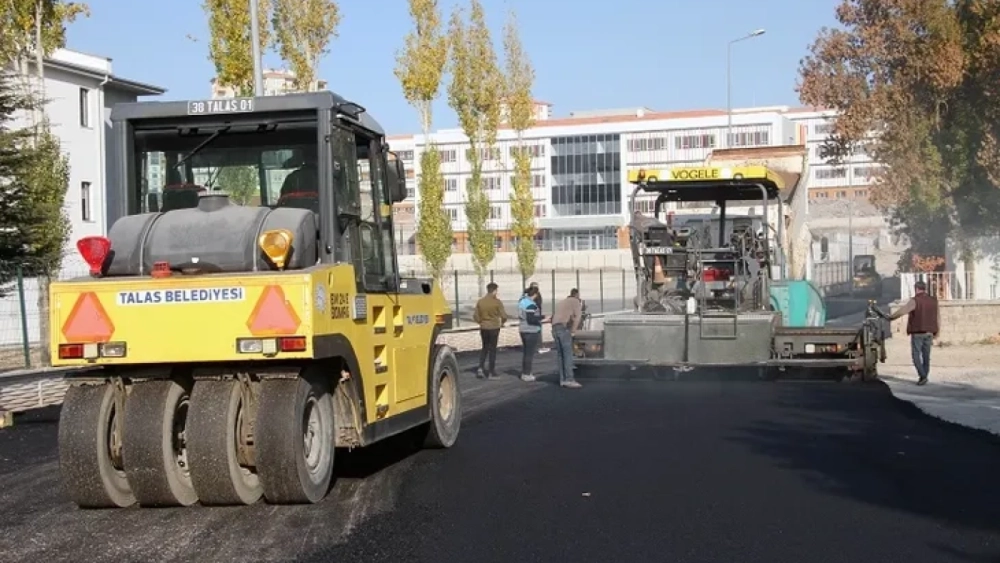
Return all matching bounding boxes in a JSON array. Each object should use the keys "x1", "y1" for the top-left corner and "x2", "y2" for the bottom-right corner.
[{"x1": 277, "y1": 155, "x2": 320, "y2": 213}]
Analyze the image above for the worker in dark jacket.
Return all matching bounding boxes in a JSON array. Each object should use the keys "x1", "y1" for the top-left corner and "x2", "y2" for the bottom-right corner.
[
  {"x1": 473, "y1": 282, "x2": 508, "y2": 379},
  {"x1": 524, "y1": 281, "x2": 550, "y2": 354},
  {"x1": 886, "y1": 280, "x2": 939, "y2": 385}
]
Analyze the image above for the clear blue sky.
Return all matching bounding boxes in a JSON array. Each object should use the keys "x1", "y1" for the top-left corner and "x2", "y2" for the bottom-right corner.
[{"x1": 65, "y1": 0, "x2": 842, "y2": 136}]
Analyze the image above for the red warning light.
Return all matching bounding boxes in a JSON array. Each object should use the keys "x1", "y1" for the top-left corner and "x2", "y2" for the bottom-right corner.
[
  {"x1": 246, "y1": 285, "x2": 301, "y2": 336},
  {"x1": 77, "y1": 236, "x2": 111, "y2": 276},
  {"x1": 61, "y1": 292, "x2": 115, "y2": 342}
]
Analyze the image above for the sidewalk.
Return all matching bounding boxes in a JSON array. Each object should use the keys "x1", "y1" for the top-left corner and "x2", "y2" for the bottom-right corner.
[{"x1": 879, "y1": 337, "x2": 1000, "y2": 435}]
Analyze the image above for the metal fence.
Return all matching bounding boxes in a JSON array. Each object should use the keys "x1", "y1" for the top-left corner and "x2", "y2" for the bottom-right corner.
[
  {"x1": 812, "y1": 261, "x2": 853, "y2": 295},
  {"x1": 899, "y1": 271, "x2": 995, "y2": 301}
]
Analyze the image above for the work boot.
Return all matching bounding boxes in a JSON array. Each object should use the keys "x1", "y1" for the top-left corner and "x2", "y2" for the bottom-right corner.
[{"x1": 561, "y1": 380, "x2": 582, "y2": 389}]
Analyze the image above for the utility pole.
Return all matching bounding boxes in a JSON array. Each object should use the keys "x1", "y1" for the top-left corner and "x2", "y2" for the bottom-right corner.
[
  {"x1": 726, "y1": 29, "x2": 766, "y2": 148},
  {"x1": 847, "y1": 165, "x2": 855, "y2": 296},
  {"x1": 250, "y1": 0, "x2": 264, "y2": 96}
]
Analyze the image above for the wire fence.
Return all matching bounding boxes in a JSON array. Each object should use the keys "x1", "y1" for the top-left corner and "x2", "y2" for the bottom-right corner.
[{"x1": 0, "y1": 259, "x2": 860, "y2": 372}]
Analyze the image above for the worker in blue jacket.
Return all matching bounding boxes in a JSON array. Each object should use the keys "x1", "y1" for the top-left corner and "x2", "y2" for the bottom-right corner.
[{"x1": 518, "y1": 285, "x2": 545, "y2": 382}]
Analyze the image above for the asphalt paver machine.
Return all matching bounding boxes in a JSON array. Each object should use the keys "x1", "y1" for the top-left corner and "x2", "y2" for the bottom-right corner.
[{"x1": 572, "y1": 164, "x2": 887, "y2": 379}]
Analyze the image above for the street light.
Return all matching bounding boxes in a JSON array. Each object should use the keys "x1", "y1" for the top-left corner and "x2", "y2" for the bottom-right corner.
[
  {"x1": 249, "y1": 0, "x2": 264, "y2": 96},
  {"x1": 726, "y1": 28, "x2": 766, "y2": 148}
]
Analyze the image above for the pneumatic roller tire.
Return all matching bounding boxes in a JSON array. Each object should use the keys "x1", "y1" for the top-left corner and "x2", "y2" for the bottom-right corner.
[
  {"x1": 122, "y1": 380, "x2": 199, "y2": 507},
  {"x1": 58, "y1": 383, "x2": 135, "y2": 508},
  {"x1": 187, "y1": 380, "x2": 263, "y2": 506},
  {"x1": 422, "y1": 345, "x2": 462, "y2": 449},
  {"x1": 255, "y1": 377, "x2": 335, "y2": 504}
]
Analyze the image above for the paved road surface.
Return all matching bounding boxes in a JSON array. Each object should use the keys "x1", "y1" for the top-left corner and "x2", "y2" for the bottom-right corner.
[{"x1": 2, "y1": 350, "x2": 1000, "y2": 563}]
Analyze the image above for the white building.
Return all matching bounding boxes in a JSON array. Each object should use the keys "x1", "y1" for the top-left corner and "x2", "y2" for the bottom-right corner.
[
  {"x1": 0, "y1": 48, "x2": 165, "y2": 347},
  {"x1": 386, "y1": 102, "x2": 880, "y2": 254},
  {"x1": 211, "y1": 68, "x2": 327, "y2": 98}
]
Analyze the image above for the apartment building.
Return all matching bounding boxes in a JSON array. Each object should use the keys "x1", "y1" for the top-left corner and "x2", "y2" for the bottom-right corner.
[
  {"x1": 387, "y1": 102, "x2": 878, "y2": 254},
  {"x1": 25, "y1": 49, "x2": 167, "y2": 273},
  {"x1": 210, "y1": 68, "x2": 328, "y2": 98}
]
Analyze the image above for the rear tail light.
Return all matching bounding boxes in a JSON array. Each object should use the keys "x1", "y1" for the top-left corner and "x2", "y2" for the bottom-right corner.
[
  {"x1": 58, "y1": 342, "x2": 126, "y2": 360},
  {"x1": 236, "y1": 336, "x2": 308, "y2": 355}
]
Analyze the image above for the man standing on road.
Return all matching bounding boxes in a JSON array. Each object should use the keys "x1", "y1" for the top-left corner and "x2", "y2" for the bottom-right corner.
[
  {"x1": 518, "y1": 286, "x2": 545, "y2": 382},
  {"x1": 474, "y1": 282, "x2": 507, "y2": 379},
  {"x1": 885, "y1": 280, "x2": 939, "y2": 385},
  {"x1": 550, "y1": 288, "x2": 584, "y2": 389}
]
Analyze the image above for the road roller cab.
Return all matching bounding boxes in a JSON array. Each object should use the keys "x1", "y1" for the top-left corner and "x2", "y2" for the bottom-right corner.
[{"x1": 53, "y1": 92, "x2": 462, "y2": 509}]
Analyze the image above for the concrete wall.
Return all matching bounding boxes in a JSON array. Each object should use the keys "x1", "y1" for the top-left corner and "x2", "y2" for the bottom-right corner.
[{"x1": 888, "y1": 301, "x2": 1000, "y2": 344}]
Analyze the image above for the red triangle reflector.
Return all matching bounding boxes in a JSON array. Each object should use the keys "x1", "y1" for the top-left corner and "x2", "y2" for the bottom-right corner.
[
  {"x1": 247, "y1": 285, "x2": 301, "y2": 336},
  {"x1": 61, "y1": 292, "x2": 115, "y2": 342}
]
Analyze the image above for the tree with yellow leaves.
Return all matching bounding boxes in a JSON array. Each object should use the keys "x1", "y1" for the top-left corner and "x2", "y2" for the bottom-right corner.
[
  {"x1": 202, "y1": 0, "x2": 271, "y2": 97},
  {"x1": 502, "y1": 9, "x2": 537, "y2": 281},
  {"x1": 1, "y1": 0, "x2": 89, "y2": 104},
  {"x1": 271, "y1": 0, "x2": 341, "y2": 92},
  {"x1": 447, "y1": 0, "x2": 503, "y2": 286},
  {"x1": 395, "y1": 0, "x2": 452, "y2": 281}
]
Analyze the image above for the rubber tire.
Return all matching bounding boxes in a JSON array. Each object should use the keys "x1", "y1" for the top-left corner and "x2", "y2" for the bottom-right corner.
[
  {"x1": 423, "y1": 345, "x2": 462, "y2": 449},
  {"x1": 255, "y1": 376, "x2": 335, "y2": 504},
  {"x1": 187, "y1": 380, "x2": 263, "y2": 506},
  {"x1": 122, "y1": 380, "x2": 199, "y2": 507},
  {"x1": 58, "y1": 384, "x2": 135, "y2": 509}
]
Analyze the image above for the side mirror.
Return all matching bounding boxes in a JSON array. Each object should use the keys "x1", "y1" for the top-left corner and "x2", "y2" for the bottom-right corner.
[{"x1": 386, "y1": 153, "x2": 408, "y2": 203}]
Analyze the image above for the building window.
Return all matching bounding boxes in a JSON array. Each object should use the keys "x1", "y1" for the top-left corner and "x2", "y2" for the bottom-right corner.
[
  {"x1": 675, "y1": 134, "x2": 716, "y2": 150},
  {"x1": 406, "y1": 187, "x2": 415, "y2": 199},
  {"x1": 628, "y1": 136, "x2": 668, "y2": 152},
  {"x1": 728, "y1": 130, "x2": 769, "y2": 147},
  {"x1": 814, "y1": 123, "x2": 832, "y2": 135},
  {"x1": 510, "y1": 144, "x2": 545, "y2": 158},
  {"x1": 549, "y1": 133, "x2": 622, "y2": 217},
  {"x1": 854, "y1": 166, "x2": 875, "y2": 178},
  {"x1": 81, "y1": 181, "x2": 92, "y2": 221},
  {"x1": 490, "y1": 206, "x2": 502, "y2": 220},
  {"x1": 445, "y1": 177, "x2": 458, "y2": 191},
  {"x1": 79, "y1": 88, "x2": 90, "y2": 128},
  {"x1": 446, "y1": 207, "x2": 459, "y2": 221},
  {"x1": 815, "y1": 167, "x2": 848, "y2": 180},
  {"x1": 439, "y1": 149, "x2": 457, "y2": 163},
  {"x1": 467, "y1": 176, "x2": 501, "y2": 190},
  {"x1": 397, "y1": 150, "x2": 414, "y2": 161},
  {"x1": 510, "y1": 174, "x2": 547, "y2": 189}
]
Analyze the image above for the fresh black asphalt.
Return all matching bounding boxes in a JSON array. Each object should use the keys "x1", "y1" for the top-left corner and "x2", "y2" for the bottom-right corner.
[{"x1": 1, "y1": 348, "x2": 999, "y2": 563}]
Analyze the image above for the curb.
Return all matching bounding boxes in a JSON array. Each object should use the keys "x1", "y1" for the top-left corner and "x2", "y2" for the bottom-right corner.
[{"x1": 881, "y1": 375, "x2": 1000, "y2": 437}]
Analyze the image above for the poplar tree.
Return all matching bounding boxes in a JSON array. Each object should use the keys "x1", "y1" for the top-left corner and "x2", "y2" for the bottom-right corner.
[
  {"x1": 271, "y1": 0, "x2": 341, "y2": 91},
  {"x1": 502, "y1": 10, "x2": 537, "y2": 280},
  {"x1": 395, "y1": 0, "x2": 452, "y2": 281},
  {"x1": 202, "y1": 0, "x2": 271, "y2": 96},
  {"x1": 446, "y1": 0, "x2": 503, "y2": 286}
]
